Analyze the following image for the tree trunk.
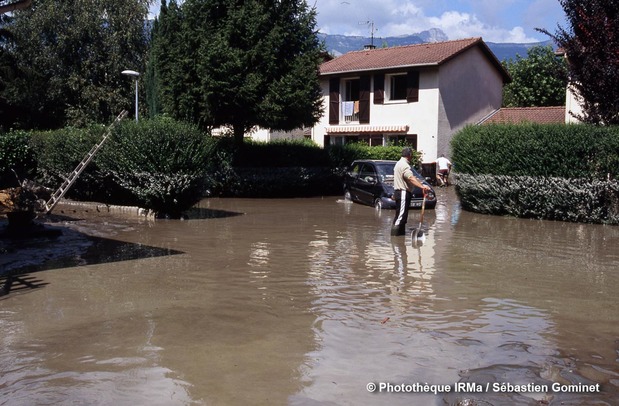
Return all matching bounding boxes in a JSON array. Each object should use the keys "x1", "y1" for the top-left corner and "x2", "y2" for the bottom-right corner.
[{"x1": 233, "y1": 122, "x2": 245, "y2": 146}]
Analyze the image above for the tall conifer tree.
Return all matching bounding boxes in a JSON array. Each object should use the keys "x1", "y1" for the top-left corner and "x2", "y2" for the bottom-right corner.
[{"x1": 149, "y1": 0, "x2": 324, "y2": 144}]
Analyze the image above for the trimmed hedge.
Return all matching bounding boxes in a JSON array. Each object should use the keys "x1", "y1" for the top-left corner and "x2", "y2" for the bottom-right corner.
[
  {"x1": 456, "y1": 174, "x2": 619, "y2": 224},
  {"x1": 452, "y1": 124, "x2": 619, "y2": 179},
  {"x1": 206, "y1": 139, "x2": 418, "y2": 198},
  {"x1": 0, "y1": 131, "x2": 37, "y2": 188},
  {"x1": 97, "y1": 117, "x2": 215, "y2": 217},
  {"x1": 8, "y1": 121, "x2": 425, "y2": 214},
  {"x1": 327, "y1": 142, "x2": 422, "y2": 169},
  {"x1": 452, "y1": 124, "x2": 619, "y2": 224},
  {"x1": 28, "y1": 126, "x2": 115, "y2": 202}
]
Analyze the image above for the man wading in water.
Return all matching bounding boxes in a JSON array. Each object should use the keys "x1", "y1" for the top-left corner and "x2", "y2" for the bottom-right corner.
[{"x1": 391, "y1": 147, "x2": 431, "y2": 236}]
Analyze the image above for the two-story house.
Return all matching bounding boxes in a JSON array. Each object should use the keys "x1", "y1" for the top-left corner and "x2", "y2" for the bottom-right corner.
[{"x1": 311, "y1": 37, "x2": 511, "y2": 163}]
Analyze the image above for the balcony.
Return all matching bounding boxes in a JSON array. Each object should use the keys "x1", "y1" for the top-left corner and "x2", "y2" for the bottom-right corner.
[{"x1": 341, "y1": 101, "x2": 359, "y2": 123}]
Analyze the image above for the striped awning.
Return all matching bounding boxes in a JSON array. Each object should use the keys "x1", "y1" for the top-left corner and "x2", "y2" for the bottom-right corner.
[{"x1": 326, "y1": 125, "x2": 409, "y2": 134}]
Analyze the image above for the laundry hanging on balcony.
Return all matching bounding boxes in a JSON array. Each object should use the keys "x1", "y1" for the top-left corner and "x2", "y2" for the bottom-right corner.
[{"x1": 342, "y1": 101, "x2": 354, "y2": 117}]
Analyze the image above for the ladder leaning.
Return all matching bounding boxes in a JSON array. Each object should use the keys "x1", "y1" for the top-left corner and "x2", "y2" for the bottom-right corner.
[{"x1": 43, "y1": 110, "x2": 128, "y2": 214}]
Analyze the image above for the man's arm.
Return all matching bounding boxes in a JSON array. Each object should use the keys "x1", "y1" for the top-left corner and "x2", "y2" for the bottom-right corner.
[{"x1": 405, "y1": 174, "x2": 431, "y2": 192}]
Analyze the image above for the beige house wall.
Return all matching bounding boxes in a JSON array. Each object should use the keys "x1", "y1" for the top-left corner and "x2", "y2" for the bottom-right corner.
[
  {"x1": 565, "y1": 84, "x2": 583, "y2": 124},
  {"x1": 436, "y1": 46, "x2": 504, "y2": 158}
]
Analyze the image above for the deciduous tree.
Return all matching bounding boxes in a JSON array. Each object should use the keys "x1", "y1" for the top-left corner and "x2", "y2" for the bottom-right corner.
[
  {"x1": 0, "y1": 0, "x2": 152, "y2": 129},
  {"x1": 538, "y1": 0, "x2": 619, "y2": 124},
  {"x1": 502, "y1": 45, "x2": 568, "y2": 108}
]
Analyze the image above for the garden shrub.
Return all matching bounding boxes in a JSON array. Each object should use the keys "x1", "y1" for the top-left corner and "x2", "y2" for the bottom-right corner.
[
  {"x1": 452, "y1": 123, "x2": 619, "y2": 223},
  {"x1": 456, "y1": 173, "x2": 619, "y2": 224},
  {"x1": 206, "y1": 140, "x2": 420, "y2": 198},
  {"x1": 452, "y1": 123, "x2": 619, "y2": 179},
  {"x1": 0, "y1": 131, "x2": 36, "y2": 188},
  {"x1": 233, "y1": 138, "x2": 331, "y2": 167},
  {"x1": 28, "y1": 126, "x2": 116, "y2": 202},
  {"x1": 97, "y1": 117, "x2": 215, "y2": 217},
  {"x1": 327, "y1": 143, "x2": 421, "y2": 169}
]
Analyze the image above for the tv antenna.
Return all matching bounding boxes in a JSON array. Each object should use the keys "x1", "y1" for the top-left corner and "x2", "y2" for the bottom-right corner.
[{"x1": 359, "y1": 20, "x2": 377, "y2": 49}]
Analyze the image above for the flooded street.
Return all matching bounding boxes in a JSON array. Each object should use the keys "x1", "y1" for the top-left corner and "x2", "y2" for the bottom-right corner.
[{"x1": 1, "y1": 188, "x2": 618, "y2": 405}]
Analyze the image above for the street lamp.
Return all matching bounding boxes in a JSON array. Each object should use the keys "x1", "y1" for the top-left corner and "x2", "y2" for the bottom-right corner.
[{"x1": 121, "y1": 69, "x2": 140, "y2": 121}]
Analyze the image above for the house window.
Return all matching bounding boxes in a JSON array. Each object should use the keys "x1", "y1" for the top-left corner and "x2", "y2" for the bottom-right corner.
[
  {"x1": 387, "y1": 134, "x2": 417, "y2": 149},
  {"x1": 387, "y1": 74, "x2": 407, "y2": 101},
  {"x1": 344, "y1": 79, "x2": 360, "y2": 102}
]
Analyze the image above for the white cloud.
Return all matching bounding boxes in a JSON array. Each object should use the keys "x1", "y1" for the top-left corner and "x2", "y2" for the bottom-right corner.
[
  {"x1": 314, "y1": 0, "x2": 545, "y2": 42},
  {"x1": 149, "y1": 0, "x2": 550, "y2": 43}
]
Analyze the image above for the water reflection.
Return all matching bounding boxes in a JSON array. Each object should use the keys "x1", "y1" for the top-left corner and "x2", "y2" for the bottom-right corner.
[{"x1": 0, "y1": 190, "x2": 617, "y2": 405}]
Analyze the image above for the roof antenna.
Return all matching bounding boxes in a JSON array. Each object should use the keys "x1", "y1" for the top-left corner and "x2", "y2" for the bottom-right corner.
[{"x1": 359, "y1": 20, "x2": 377, "y2": 50}]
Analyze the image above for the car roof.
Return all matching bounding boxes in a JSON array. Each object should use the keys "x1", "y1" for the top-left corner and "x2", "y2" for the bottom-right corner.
[{"x1": 351, "y1": 160, "x2": 397, "y2": 164}]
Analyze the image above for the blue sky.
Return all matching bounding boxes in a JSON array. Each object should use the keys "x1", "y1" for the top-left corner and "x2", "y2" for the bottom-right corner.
[{"x1": 149, "y1": 0, "x2": 568, "y2": 43}]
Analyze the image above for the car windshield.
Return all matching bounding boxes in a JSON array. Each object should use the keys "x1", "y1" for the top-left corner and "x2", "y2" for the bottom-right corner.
[{"x1": 375, "y1": 163, "x2": 395, "y2": 182}]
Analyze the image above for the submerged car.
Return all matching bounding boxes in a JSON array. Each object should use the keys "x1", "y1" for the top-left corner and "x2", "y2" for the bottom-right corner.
[{"x1": 343, "y1": 159, "x2": 437, "y2": 210}]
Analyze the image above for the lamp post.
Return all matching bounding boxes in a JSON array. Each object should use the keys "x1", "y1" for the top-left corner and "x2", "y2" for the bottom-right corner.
[{"x1": 121, "y1": 70, "x2": 140, "y2": 121}]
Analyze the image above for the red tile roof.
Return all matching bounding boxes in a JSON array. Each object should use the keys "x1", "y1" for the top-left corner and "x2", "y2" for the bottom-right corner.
[
  {"x1": 320, "y1": 37, "x2": 510, "y2": 82},
  {"x1": 481, "y1": 107, "x2": 566, "y2": 124}
]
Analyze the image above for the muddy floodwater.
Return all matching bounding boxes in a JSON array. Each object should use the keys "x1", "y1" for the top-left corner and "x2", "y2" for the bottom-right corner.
[{"x1": 1, "y1": 188, "x2": 618, "y2": 405}]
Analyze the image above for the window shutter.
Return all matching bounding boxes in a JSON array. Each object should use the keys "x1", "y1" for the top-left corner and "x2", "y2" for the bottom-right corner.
[
  {"x1": 359, "y1": 75, "x2": 371, "y2": 123},
  {"x1": 329, "y1": 77, "x2": 340, "y2": 124},
  {"x1": 374, "y1": 73, "x2": 384, "y2": 104},
  {"x1": 406, "y1": 71, "x2": 420, "y2": 103}
]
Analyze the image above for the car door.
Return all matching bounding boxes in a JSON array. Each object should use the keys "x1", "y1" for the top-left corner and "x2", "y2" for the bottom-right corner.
[
  {"x1": 344, "y1": 162, "x2": 362, "y2": 202},
  {"x1": 355, "y1": 163, "x2": 380, "y2": 205}
]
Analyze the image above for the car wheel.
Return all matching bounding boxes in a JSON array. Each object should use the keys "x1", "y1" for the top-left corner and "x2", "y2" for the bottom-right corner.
[
  {"x1": 374, "y1": 199, "x2": 383, "y2": 210},
  {"x1": 344, "y1": 189, "x2": 352, "y2": 201}
]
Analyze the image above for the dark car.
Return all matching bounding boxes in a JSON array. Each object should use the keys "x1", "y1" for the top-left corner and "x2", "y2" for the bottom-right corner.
[{"x1": 343, "y1": 160, "x2": 437, "y2": 210}]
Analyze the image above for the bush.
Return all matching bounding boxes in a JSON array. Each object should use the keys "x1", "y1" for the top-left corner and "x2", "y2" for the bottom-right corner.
[
  {"x1": 204, "y1": 139, "x2": 418, "y2": 198},
  {"x1": 452, "y1": 124, "x2": 619, "y2": 179},
  {"x1": 29, "y1": 126, "x2": 115, "y2": 201},
  {"x1": 456, "y1": 173, "x2": 619, "y2": 224},
  {"x1": 0, "y1": 131, "x2": 36, "y2": 188},
  {"x1": 233, "y1": 138, "x2": 331, "y2": 167},
  {"x1": 97, "y1": 117, "x2": 214, "y2": 217},
  {"x1": 327, "y1": 143, "x2": 422, "y2": 169}
]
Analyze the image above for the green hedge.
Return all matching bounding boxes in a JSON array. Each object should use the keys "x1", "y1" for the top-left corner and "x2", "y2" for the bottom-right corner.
[
  {"x1": 206, "y1": 139, "x2": 418, "y2": 197},
  {"x1": 0, "y1": 131, "x2": 37, "y2": 188},
  {"x1": 7, "y1": 122, "x2": 426, "y2": 214},
  {"x1": 29, "y1": 125, "x2": 112, "y2": 202},
  {"x1": 97, "y1": 117, "x2": 215, "y2": 217},
  {"x1": 452, "y1": 123, "x2": 619, "y2": 224},
  {"x1": 327, "y1": 143, "x2": 422, "y2": 169},
  {"x1": 452, "y1": 124, "x2": 619, "y2": 179},
  {"x1": 456, "y1": 173, "x2": 619, "y2": 224}
]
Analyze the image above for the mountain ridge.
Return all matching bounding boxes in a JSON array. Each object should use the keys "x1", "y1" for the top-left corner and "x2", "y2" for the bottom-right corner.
[{"x1": 319, "y1": 29, "x2": 555, "y2": 62}]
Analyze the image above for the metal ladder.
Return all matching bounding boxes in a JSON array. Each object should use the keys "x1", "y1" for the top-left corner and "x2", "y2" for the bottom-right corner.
[{"x1": 44, "y1": 110, "x2": 128, "y2": 214}]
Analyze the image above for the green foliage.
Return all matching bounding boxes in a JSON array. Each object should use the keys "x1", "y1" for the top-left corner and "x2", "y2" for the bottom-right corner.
[
  {"x1": 228, "y1": 167, "x2": 340, "y2": 197},
  {"x1": 148, "y1": 0, "x2": 324, "y2": 144},
  {"x1": 233, "y1": 138, "x2": 331, "y2": 167},
  {"x1": 97, "y1": 117, "x2": 214, "y2": 217},
  {"x1": 0, "y1": 130, "x2": 36, "y2": 188},
  {"x1": 456, "y1": 174, "x2": 619, "y2": 224},
  {"x1": 451, "y1": 124, "x2": 619, "y2": 179},
  {"x1": 538, "y1": 0, "x2": 619, "y2": 124},
  {"x1": 327, "y1": 143, "x2": 422, "y2": 169},
  {"x1": 502, "y1": 45, "x2": 568, "y2": 107},
  {"x1": 29, "y1": 126, "x2": 111, "y2": 201},
  {"x1": 1, "y1": 0, "x2": 151, "y2": 129}
]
